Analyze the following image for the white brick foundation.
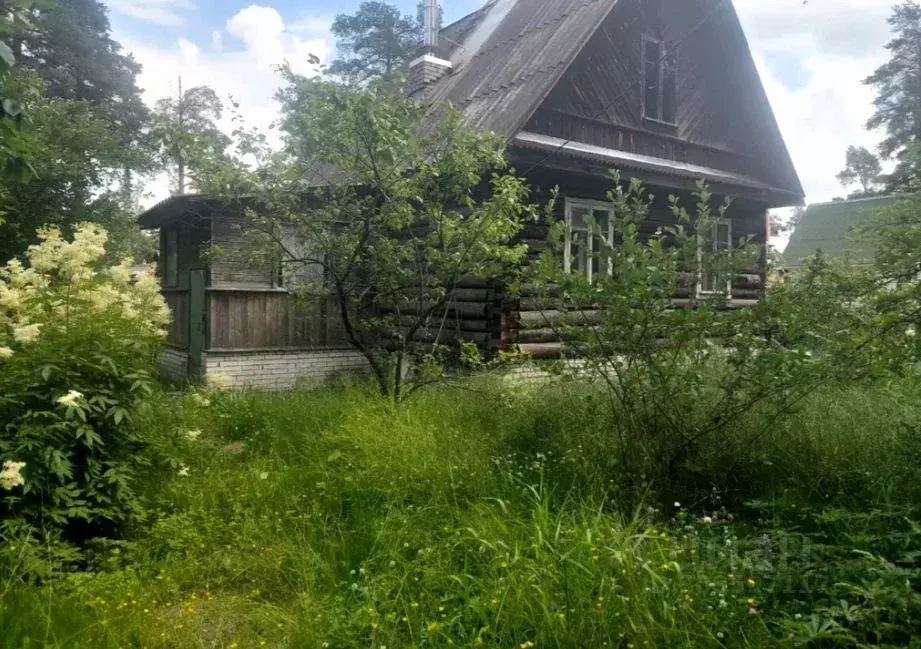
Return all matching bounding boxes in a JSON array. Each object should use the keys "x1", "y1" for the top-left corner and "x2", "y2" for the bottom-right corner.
[
  {"x1": 159, "y1": 347, "x2": 189, "y2": 382},
  {"x1": 203, "y1": 349, "x2": 368, "y2": 390}
]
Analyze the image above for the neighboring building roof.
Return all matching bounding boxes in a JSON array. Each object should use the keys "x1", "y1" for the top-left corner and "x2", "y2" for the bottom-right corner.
[{"x1": 782, "y1": 194, "x2": 900, "y2": 267}]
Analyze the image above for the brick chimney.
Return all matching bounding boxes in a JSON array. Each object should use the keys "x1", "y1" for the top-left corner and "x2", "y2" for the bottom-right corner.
[{"x1": 409, "y1": 0, "x2": 451, "y2": 98}]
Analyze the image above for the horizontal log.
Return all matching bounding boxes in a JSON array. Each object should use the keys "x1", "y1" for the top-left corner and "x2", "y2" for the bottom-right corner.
[
  {"x1": 518, "y1": 309, "x2": 603, "y2": 328},
  {"x1": 730, "y1": 289, "x2": 760, "y2": 300},
  {"x1": 449, "y1": 288, "x2": 492, "y2": 302},
  {"x1": 514, "y1": 327, "x2": 561, "y2": 344},
  {"x1": 676, "y1": 272, "x2": 763, "y2": 290},
  {"x1": 380, "y1": 302, "x2": 490, "y2": 319},
  {"x1": 518, "y1": 283, "x2": 564, "y2": 298},
  {"x1": 517, "y1": 342, "x2": 564, "y2": 359},
  {"x1": 670, "y1": 299, "x2": 759, "y2": 309},
  {"x1": 455, "y1": 276, "x2": 492, "y2": 289}
]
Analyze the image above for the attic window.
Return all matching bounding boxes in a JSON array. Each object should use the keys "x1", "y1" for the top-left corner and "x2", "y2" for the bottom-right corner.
[{"x1": 643, "y1": 36, "x2": 677, "y2": 125}]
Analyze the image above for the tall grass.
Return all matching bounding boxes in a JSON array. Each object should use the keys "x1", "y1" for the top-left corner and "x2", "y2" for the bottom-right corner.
[{"x1": 3, "y1": 378, "x2": 921, "y2": 648}]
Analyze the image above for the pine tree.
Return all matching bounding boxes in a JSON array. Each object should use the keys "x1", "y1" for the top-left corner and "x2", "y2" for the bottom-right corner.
[
  {"x1": 16, "y1": 0, "x2": 148, "y2": 136},
  {"x1": 865, "y1": 1, "x2": 921, "y2": 190},
  {"x1": 836, "y1": 145, "x2": 883, "y2": 196},
  {"x1": 328, "y1": 1, "x2": 422, "y2": 82},
  {"x1": 150, "y1": 80, "x2": 229, "y2": 195}
]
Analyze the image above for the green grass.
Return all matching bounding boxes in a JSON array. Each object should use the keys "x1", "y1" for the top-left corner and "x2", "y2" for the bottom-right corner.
[{"x1": 3, "y1": 378, "x2": 921, "y2": 648}]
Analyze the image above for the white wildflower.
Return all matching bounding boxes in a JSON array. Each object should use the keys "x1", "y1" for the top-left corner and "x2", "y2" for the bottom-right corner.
[
  {"x1": 674, "y1": 501, "x2": 681, "y2": 508},
  {"x1": 0, "y1": 460, "x2": 26, "y2": 490},
  {"x1": 191, "y1": 393, "x2": 211, "y2": 407},
  {"x1": 57, "y1": 390, "x2": 85, "y2": 407},
  {"x1": 13, "y1": 323, "x2": 41, "y2": 344},
  {"x1": 907, "y1": 326, "x2": 917, "y2": 338},
  {"x1": 177, "y1": 464, "x2": 190, "y2": 477},
  {"x1": 56, "y1": 390, "x2": 84, "y2": 407},
  {"x1": 702, "y1": 516, "x2": 713, "y2": 524},
  {"x1": 184, "y1": 429, "x2": 202, "y2": 442},
  {"x1": 0, "y1": 346, "x2": 12, "y2": 359}
]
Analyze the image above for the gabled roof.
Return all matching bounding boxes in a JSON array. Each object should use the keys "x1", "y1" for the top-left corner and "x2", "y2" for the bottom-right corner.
[
  {"x1": 424, "y1": 0, "x2": 802, "y2": 205},
  {"x1": 425, "y1": 0, "x2": 620, "y2": 136},
  {"x1": 782, "y1": 195, "x2": 899, "y2": 267}
]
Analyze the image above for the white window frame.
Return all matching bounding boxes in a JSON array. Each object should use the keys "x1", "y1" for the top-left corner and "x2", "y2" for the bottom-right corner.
[
  {"x1": 564, "y1": 198, "x2": 615, "y2": 283},
  {"x1": 642, "y1": 35, "x2": 677, "y2": 125},
  {"x1": 697, "y1": 217, "x2": 733, "y2": 298}
]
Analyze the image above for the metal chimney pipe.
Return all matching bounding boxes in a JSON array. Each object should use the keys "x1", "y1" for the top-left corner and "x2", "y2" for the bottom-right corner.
[{"x1": 424, "y1": 0, "x2": 439, "y2": 50}]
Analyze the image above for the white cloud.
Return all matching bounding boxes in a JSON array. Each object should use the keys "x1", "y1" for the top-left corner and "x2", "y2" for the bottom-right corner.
[
  {"x1": 177, "y1": 37, "x2": 199, "y2": 66},
  {"x1": 106, "y1": 0, "x2": 196, "y2": 27},
  {"x1": 117, "y1": 4, "x2": 333, "y2": 206},
  {"x1": 734, "y1": 0, "x2": 892, "y2": 204}
]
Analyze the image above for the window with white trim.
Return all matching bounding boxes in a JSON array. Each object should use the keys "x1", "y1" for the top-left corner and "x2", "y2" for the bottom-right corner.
[
  {"x1": 697, "y1": 218, "x2": 732, "y2": 297},
  {"x1": 565, "y1": 198, "x2": 615, "y2": 282}
]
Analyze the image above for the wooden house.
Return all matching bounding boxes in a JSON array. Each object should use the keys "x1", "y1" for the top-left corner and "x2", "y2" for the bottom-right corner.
[{"x1": 139, "y1": 0, "x2": 803, "y2": 389}]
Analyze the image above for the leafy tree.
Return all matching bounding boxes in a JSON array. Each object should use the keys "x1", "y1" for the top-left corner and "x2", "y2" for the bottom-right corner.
[
  {"x1": 0, "y1": 81, "x2": 151, "y2": 263},
  {"x1": 329, "y1": 1, "x2": 421, "y2": 82},
  {"x1": 865, "y1": 1, "x2": 921, "y2": 190},
  {"x1": 836, "y1": 145, "x2": 883, "y2": 195},
  {"x1": 150, "y1": 80, "x2": 229, "y2": 196},
  {"x1": 0, "y1": 0, "x2": 37, "y2": 187},
  {"x1": 200, "y1": 75, "x2": 531, "y2": 400}
]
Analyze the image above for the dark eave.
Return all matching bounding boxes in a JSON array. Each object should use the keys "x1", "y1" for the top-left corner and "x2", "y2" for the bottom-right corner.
[
  {"x1": 137, "y1": 194, "x2": 221, "y2": 230},
  {"x1": 510, "y1": 132, "x2": 804, "y2": 208}
]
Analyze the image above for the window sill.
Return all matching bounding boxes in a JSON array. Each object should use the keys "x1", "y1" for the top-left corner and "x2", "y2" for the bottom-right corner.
[{"x1": 642, "y1": 116, "x2": 678, "y2": 133}]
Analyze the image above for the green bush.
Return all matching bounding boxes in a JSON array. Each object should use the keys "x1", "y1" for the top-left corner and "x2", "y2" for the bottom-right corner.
[{"x1": 0, "y1": 224, "x2": 170, "y2": 540}]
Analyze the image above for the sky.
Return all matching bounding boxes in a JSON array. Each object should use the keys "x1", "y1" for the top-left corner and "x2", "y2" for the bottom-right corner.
[{"x1": 102, "y1": 0, "x2": 897, "y2": 220}]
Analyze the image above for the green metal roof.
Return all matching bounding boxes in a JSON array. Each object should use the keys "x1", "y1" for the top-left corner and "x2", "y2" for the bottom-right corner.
[{"x1": 782, "y1": 195, "x2": 900, "y2": 267}]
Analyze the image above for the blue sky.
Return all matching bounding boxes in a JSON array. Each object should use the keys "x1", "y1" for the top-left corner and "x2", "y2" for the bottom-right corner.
[
  {"x1": 102, "y1": 0, "x2": 896, "y2": 214},
  {"x1": 107, "y1": 1, "x2": 481, "y2": 54}
]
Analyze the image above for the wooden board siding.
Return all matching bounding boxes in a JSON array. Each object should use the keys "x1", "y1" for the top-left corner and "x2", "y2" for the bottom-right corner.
[
  {"x1": 207, "y1": 290, "x2": 351, "y2": 350},
  {"x1": 527, "y1": 0, "x2": 800, "y2": 194},
  {"x1": 163, "y1": 290, "x2": 190, "y2": 348},
  {"x1": 210, "y1": 215, "x2": 277, "y2": 290}
]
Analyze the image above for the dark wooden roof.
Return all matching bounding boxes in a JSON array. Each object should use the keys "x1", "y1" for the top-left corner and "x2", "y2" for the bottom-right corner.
[
  {"x1": 138, "y1": 194, "x2": 219, "y2": 230},
  {"x1": 426, "y1": 0, "x2": 803, "y2": 204},
  {"x1": 425, "y1": 0, "x2": 621, "y2": 136}
]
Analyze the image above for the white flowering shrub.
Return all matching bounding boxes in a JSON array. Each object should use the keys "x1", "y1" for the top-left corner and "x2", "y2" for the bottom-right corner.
[{"x1": 0, "y1": 224, "x2": 170, "y2": 540}]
